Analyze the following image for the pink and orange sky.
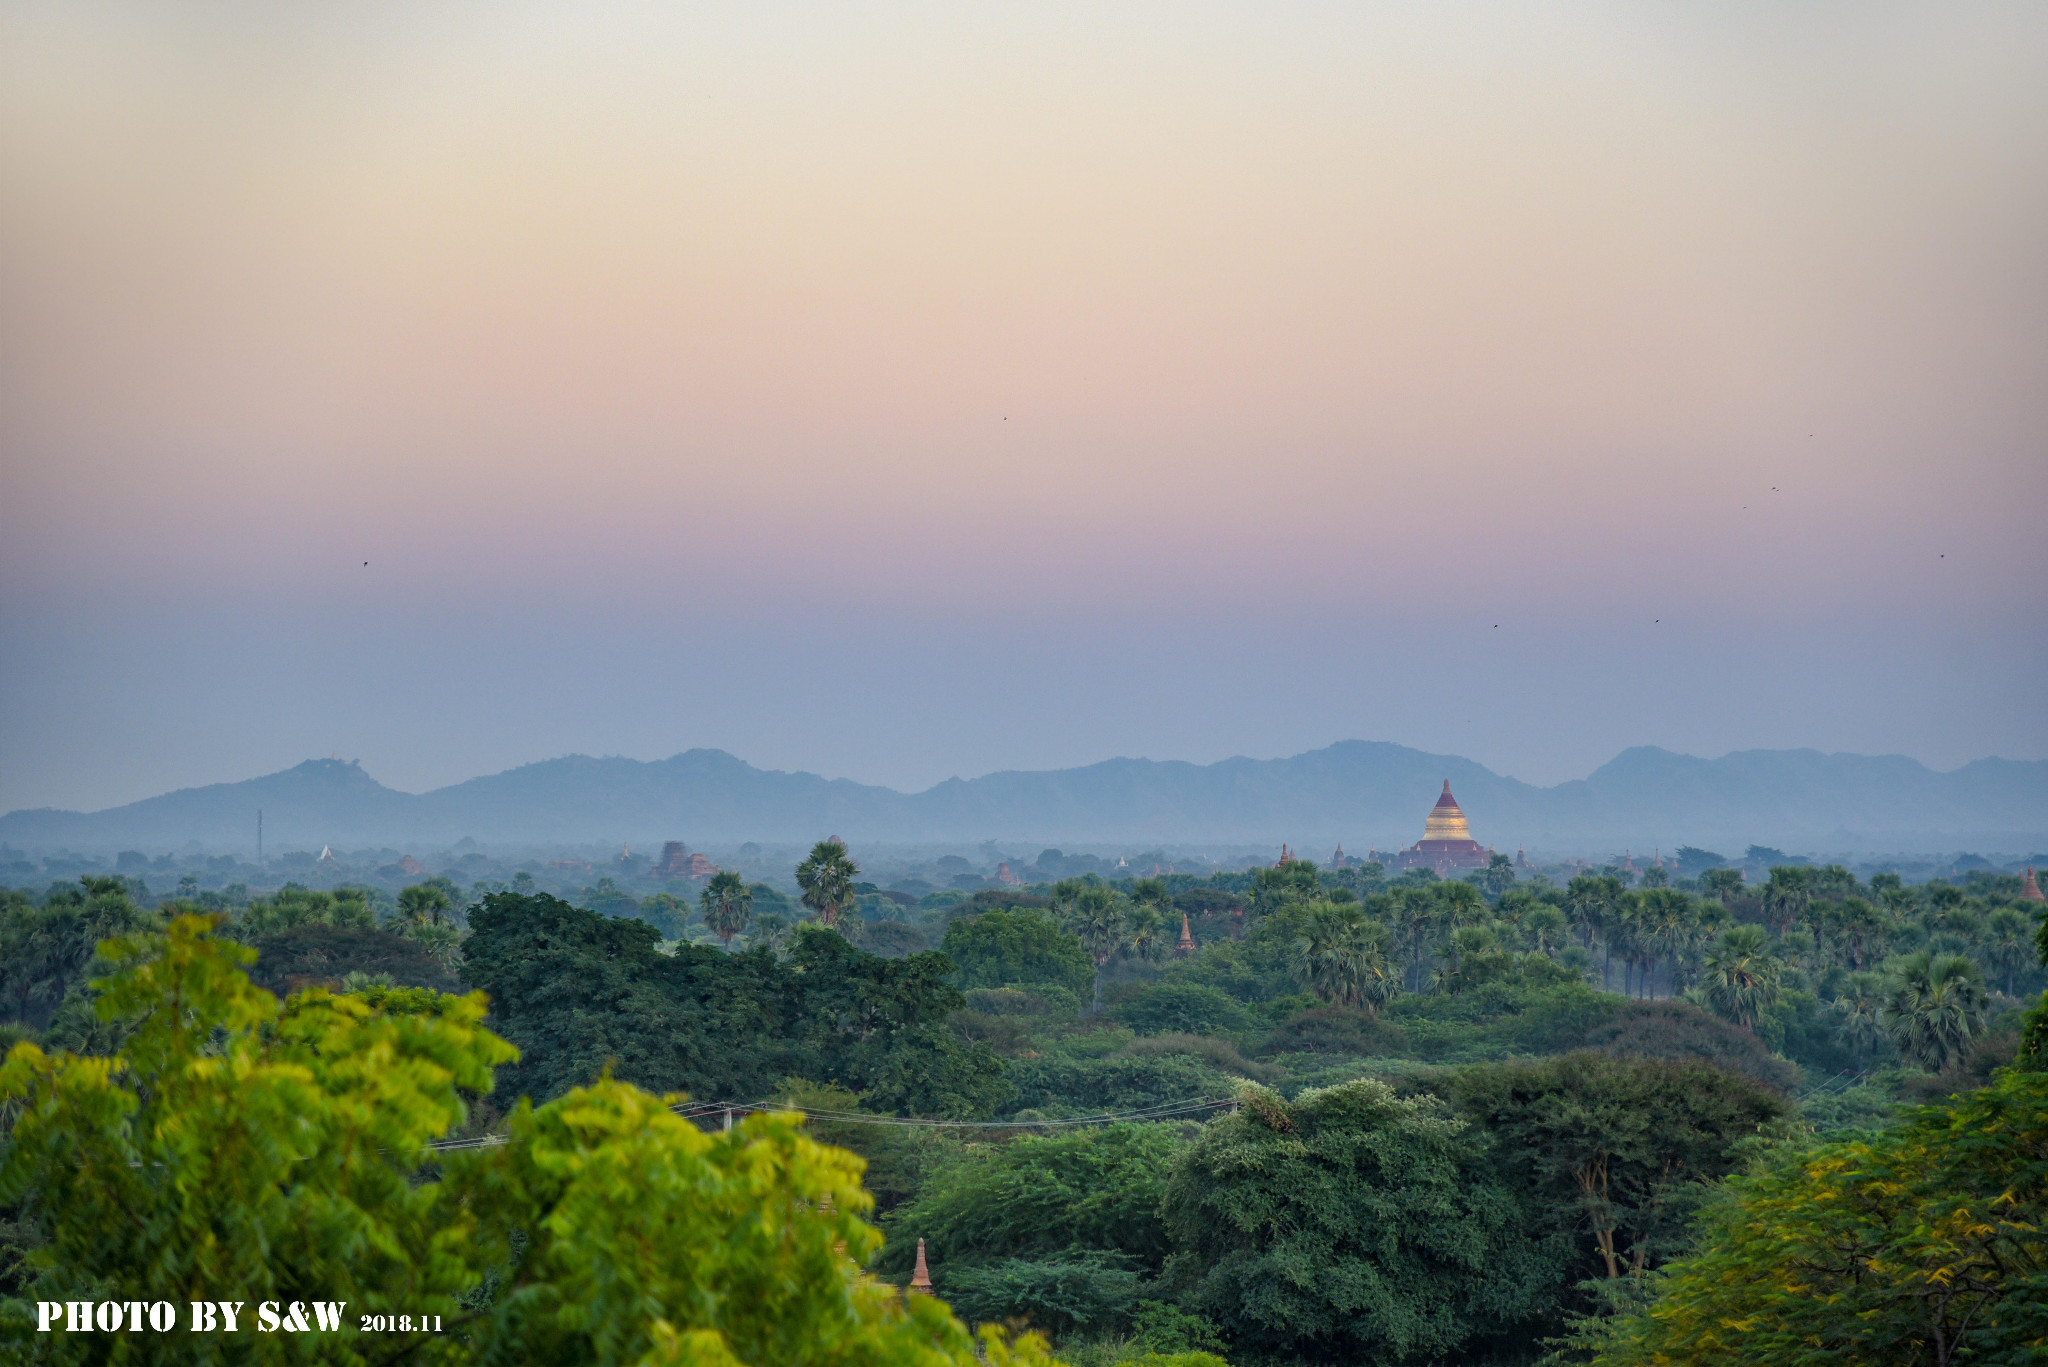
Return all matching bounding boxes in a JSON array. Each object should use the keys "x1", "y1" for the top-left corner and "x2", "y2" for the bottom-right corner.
[{"x1": 3, "y1": 2, "x2": 2045, "y2": 814}]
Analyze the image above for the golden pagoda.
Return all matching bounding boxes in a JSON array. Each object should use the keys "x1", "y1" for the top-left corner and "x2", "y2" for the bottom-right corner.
[{"x1": 1390, "y1": 781, "x2": 1493, "y2": 873}]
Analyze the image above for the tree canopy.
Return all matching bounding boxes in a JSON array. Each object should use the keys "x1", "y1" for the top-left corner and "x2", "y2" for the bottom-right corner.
[{"x1": 0, "y1": 914, "x2": 1059, "y2": 1366}]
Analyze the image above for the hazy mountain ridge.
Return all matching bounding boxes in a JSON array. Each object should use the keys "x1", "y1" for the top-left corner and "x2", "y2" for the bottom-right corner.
[{"x1": 6, "y1": 741, "x2": 2046, "y2": 854}]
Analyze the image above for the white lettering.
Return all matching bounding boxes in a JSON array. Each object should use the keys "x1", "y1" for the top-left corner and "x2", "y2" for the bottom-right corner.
[
  {"x1": 66, "y1": 1302, "x2": 90, "y2": 1332},
  {"x1": 150, "y1": 1302, "x2": 175, "y2": 1332},
  {"x1": 190, "y1": 1302, "x2": 217, "y2": 1332},
  {"x1": 311, "y1": 1302, "x2": 346, "y2": 1332},
  {"x1": 283, "y1": 1302, "x2": 311, "y2": 1332},
  {"x1": 217, "y1": 1302, "x2": 244, "y2": 1331},
  {"x1": 95, "y1": 1303, "x2": 122, "y2": 1332},
  {"x1": 124, "y1": 1303, "x2": 145, "y2": 1331},
  {"x1": 257, "y1": 1302, "x2": 280, "y2": 1333},
  {"x1": 36, "y1": 1303, "x2": 60, "y2": 1333}
]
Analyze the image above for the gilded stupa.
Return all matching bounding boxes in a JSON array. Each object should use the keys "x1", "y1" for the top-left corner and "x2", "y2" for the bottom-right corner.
[{"x1": 1390, "y1": 781, "x2": 1493, "y2": 873}]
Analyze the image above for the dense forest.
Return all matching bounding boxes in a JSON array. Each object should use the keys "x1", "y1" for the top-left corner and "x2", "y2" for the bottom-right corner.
[{"x1": 2, "y1": 841, "x2": 2043, "y2": 1364}]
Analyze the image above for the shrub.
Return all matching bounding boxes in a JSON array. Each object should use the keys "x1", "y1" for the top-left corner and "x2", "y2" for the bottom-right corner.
[
  {"x1": 879, "y1": 1122, "x2": 1183, "y2": 1276},
  {"x1": 1583, "y1": 998, "x2": 1799, "y2": 1091},
  {"x1": 943, "y1": 910, "x2": 1096, "y2": 999},
  {"x1": 1256, "y1": 1005, "x2": 1407, "y2": 1057},
  {"x1": 248, "y1": 923, "x2": 459, "y2": 997},
  {"x1": 965, "y1": 984, "x2": 1083, "y2": 1017},
  {"x1": 1112, "y1": 982, "x2": 1253, "y2": 1037},
  {"x1": 1120, "y1": 1033, "x2": 1283, "y2": 1084},
  {"x1": 939, "y1": 1252, "x2": 1146, "y2": 1336},
  {"x1": 1006, "y1": 1052, "x2": 1235, "y2": 1115}
]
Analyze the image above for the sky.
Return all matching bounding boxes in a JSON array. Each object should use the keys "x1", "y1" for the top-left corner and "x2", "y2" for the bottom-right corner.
[{"x1": 3, "y1": 1, "x2": 2045, "y2": 815}]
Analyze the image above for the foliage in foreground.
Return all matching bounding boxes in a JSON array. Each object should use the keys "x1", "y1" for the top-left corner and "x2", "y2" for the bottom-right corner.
[
  {"x1": 0, "y1": 915, "x2": 1058, "y2": 1367},
  {"x1": 1568, "y1": 1064, "x2": 2048, "y2": 1367}
]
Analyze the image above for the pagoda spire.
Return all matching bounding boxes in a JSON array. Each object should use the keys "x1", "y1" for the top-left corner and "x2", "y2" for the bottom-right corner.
[
  {"x1": 2022, "y1": 867, "x2": 2046, "y2": 903},
  {"x1": 1176, "y1": 912, "x2": 1195, "y2": 956},
  {"x1": 909, "y1": 1238, "x2": 933, "y2": 1294}
]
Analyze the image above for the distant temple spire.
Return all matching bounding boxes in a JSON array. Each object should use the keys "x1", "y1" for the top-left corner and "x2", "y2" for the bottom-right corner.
[
  {"x1": 2023, "y1": 867, "x2": 2046, "y2": 903},
  {"x1": 910, "y1": 1239, "x2": 933, "y2": 1294},
  {"x1": 1276, "y1": 844, "x2": 1293, "y2": 866},
  {"x1": 1176, "y1": 912, "x2": 1195, "y2": 956}
]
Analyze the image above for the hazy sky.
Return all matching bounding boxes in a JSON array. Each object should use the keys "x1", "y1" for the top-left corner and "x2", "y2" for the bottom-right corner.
[{"x1": 3, "y1": 1, "x2": 2045, "y2": 814}]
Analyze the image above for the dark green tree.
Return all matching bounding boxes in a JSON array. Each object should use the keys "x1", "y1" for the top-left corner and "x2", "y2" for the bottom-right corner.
[
  {"x1": 1164, "y1": 1079, "x2": 1564, "y2": 1365},
  {"x1": 940, "y1": 909, "x2": 1094, "y2": 999},
  {"x1": 1431, "y1": 1052, "x2": 1787, "y2": 1283}
]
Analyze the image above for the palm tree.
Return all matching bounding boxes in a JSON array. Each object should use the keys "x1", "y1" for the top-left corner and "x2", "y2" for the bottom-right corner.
[
  {"x1": 1124, "y1": 901, "x2": 1167, "y2": 961},
  {"x1": 1060, "y1": 885, "x2": 1127, "y2": 1014},
  {"x1": 1566, "y1": 874, "x2": 1628, "y2": 990},
  {"x1": 1980, "y1": 907, "x2": 2033, "y2": 997},
  {"x1": 795, "y1": 840, "x2": 859, "y2": 927},
  {"x1": 1636, "y1": 889, "x2": 1696, "y2": 999},
  {"x1": 1881, "y1": 952, "x2": 1988, "y2": 1073},
  {"x1": 1831, "y1": 972, "x2": 1888, "y2": 1067},
  {"x1": 1523, "y1": 904, "x2": 1569, "y2": 959},
  {"x1": 1760, "y1": 867, "x2": 1813, "y2": 936},
  {"x1": 700, "y1": 871, "x2": 753, "y2": 951},
  {"x1": 397, "y1": 882, "x2": 453, "y2": 929},
  {"x1": 1290, "y1": 903, "x2": 1397, "y2": 1012},
  {"x1": 1430, "y1": 924, "x2": 1501, "y2": 996},
  {"x1": 1829, "y1": 896, "x2": 1889, "y2": 972},
  {"x1": 1697, "y1": 925, "x2": 1781, "y2": 1032}
]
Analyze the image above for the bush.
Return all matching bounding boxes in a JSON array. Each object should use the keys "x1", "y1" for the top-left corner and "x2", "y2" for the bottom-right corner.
[
  {"x1": 1006, "y1": 1052, "x2": 1236, "y2": 1115},
  {"x1": 1583, "y1": 998, "x2": 1799, "y2": 1091},
  {"x1": 1161, "y1": 937, "x2": 1297, "y2": 1004},
  {"x1": 943, "y1": 910, "x2": 1096, "y2": 999},
  {"x1": 1112, "y1": 982, "x2": 1253, "y2": 1037},
  {"x1": 1383, "y1": 981, "x2": 1613, "y2": 1060},
  {"x1": 965, "y1": 984, "x2": 1083, "y2": 1017},
  {"x1": 1256, "y1": 1005, "x2": 1407, "y2": 1057},
  {"x1": 1120, "y1": 1033, "x2": 1283, "y2": 1084},
  {"x1": 879, "y1": 1122, "x2": 1183, "y2": 1276},
  {"x1": 938, "y1": 1252, "x2": 1146, "y2": 1337},
  {"x1": 854, "y1": 920, "x2": 933, "y2": 958},
  {"x1": 248, "y1": 923, "x2": 459, "y2": 996}
]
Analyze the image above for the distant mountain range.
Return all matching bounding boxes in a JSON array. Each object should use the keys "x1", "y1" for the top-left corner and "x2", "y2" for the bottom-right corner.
[{"x1": 5, "y1": 742, "x2": 2045, "y2": 856}]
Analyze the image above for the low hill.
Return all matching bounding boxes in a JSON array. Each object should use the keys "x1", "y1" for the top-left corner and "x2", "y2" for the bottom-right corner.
[{"x1": 5, "y1": 741, "x2": 2044, "y2": 854}]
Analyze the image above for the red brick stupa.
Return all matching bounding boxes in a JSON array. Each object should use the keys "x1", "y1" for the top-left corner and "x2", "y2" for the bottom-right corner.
[
  {"x1": 2022, "y1": 867, "x2": 2045, "y2": 903},
  {"x1": 1389, "y1": 781, "x2": 1493, "y2": 874}
]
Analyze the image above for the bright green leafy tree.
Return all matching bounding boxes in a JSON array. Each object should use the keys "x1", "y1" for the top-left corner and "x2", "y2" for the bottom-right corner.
[{"x1": 0, "y1": 915, "x2": 1059, "y2": 1367}]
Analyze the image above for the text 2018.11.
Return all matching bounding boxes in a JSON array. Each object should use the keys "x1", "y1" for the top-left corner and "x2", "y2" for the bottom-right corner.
[{"x1": 362, "y1": 1314, "x2": 441, "y2": 1333}]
